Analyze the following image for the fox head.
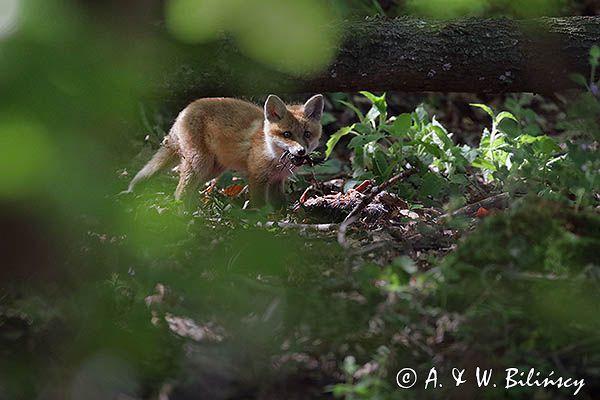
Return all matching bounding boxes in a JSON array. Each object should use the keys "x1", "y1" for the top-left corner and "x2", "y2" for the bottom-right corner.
[{"x1": 263, "y1": 94, "x2": 324, "y2": 159}]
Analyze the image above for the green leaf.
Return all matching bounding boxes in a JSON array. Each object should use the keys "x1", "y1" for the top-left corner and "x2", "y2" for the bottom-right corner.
[
  {"x1": 590, "y1": 45, "x2": 600, "y2": 67},
  {"x1": 331, "y1": 385, "x2": 352, "y2": 397},
  {"x1": 365, "y1": 105, "x2": 381, "y2": 124},
  {"x1": 491, "y1": 136, "x2": 507, "y2": 149},
  {"x1": 450, "y1": 174, "x2": 468, "y2": 185},
  {"x1": 360, "y1": 91, "x2": 387, "y2": 125},
  {"x1": 431, "y1": 121, "x2": 453, "y2": 149},
  {"x1": 414, "y1": 104, "x2": 428, "y2": 122},
  {"x1": 471, "y1": 157, "x2": 497, "y2": 171},
  {"x1": 498, "y1": 118, "x2": 521, "y2": 138},
  {"x1": 325, "y1": 124, "x2": 354, "y2": 159},
  {"x1": 360, "y1": 91, "x2": 387, "y2": 114},
  {"x1": 532, "y1": 136, "x2": 561, "y2": 155},
  {"x1": 409, "y1": 140, "x2": 443, "y2": 159},
  {"x1": 470, "y1": 103, "x2": 495, "y2": 119},
  {"x1": 495, "y1": 111, "x2": 518, "y2": 125},
  {"x1": 337, "y1": 100, "x2": 365, "y2": 123},
  {"x1": 311, "y1": 159, "x2": 343, "y2": 175},
  {"x1": 354, "y1": 122, "x2": 375, "y2": 135},
  {"x1": 374, "y1": 149, "x2": 389, "y2": 177},
  {"x1": 348, "y1": 133, "x2": 385, "y2": 149},
  {"x1": 569, "y1": 73, "x2": 589, "y2": 88},
  {"x1": 387, "y1": 113, "x2": 412, "y2": 137},
  {"x1": 320, "y1": 112, "x2": 337, "y2": 126},
  {"x1": 420, "y1": 172, "x2": 444, "y2": 197},
  {"x1": 518, "y1": 134, "x2": 538, "y2": 144}
]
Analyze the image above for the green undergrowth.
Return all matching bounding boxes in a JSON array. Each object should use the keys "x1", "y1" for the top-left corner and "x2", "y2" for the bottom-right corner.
[{"x1": 3, "y1": 45, "x2": 600, "y2": 400}]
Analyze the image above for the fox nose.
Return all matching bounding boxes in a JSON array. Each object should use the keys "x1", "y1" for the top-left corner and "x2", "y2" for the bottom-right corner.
[{"x1": 296, "y1": 148, "x2": 306, "y2": 156}]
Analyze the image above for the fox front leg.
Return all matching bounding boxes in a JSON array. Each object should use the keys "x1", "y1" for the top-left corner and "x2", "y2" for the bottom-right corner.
[
  {"x1": 249, "y1": 178, "x2": 267, "y2": 208},
  {"x1": 266, "y1": 181, "x2": 285, "y2": 209}
]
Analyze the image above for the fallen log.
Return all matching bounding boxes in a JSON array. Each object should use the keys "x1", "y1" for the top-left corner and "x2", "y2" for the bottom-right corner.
[{"x1": 162, "y1": 16, "x2": 600, "y2": 104}]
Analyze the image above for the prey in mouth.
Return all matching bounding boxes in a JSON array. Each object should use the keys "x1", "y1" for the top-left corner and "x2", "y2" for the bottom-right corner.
[{"x1": 277, "y1": 150, "x2": 311, "y2": 173}]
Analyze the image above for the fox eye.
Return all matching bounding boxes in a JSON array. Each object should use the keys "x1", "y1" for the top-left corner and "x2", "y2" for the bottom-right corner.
[
  {"x1": 304, "y1": 131, "x2": 311, "y2": 139},
  {"x1": 282, "y1": 131, "x2": 292, "y2": 138}
]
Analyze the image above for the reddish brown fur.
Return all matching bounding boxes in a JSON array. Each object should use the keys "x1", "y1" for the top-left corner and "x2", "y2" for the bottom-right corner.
[{"x1": 126, "y1": 95, "x2": 323, "y2": 207}]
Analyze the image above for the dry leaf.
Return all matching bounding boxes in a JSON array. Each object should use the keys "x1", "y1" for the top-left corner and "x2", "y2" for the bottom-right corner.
[
  {"x1": 222, "y1": 184, "x2": 245, "y2": 197},
  {"x1": 475, "y1": 207, "x2": 490, "y2": 218}
]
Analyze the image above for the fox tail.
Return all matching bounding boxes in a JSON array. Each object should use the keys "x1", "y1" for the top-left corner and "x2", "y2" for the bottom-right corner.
[{"x1": 125, "y1": 144, "x2": 177, "y2": 193}]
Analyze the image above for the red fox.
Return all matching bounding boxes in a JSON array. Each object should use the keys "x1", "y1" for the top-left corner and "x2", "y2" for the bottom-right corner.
[{"x1": 126, "y1": 94, "x2": 324, "y2": 206}]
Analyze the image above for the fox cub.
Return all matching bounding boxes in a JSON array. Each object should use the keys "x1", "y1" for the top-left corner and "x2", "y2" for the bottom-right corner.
[{"x1": 126, "y1": 94, "x2": 324, "y2": 206}]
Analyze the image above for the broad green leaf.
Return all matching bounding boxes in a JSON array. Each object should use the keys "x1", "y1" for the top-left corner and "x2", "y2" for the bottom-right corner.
[
  {"x1": 373, "y1": 149, "x2": 389, "y2": 177},
  {"x1": 533, "y1": 136, "x2": 561, "y2": 154},
  {"x1": 495, "y1": 111, "x2": 518, "y2": 125},
  {"x1": 409, "y1": 140, "x2": 443, "y2": 159},
  {"x1": 353, "y1": 122, "x2": 375, "y2": 135},
  {"x1": 492, "y1": 137, "x2": 507, "y2": 149},
  {"x1": 450, "y1": 174, "x2": 468, "y2": 185},
  {"x1": 360, "y1": 91, "x2": 387, "y2": 114},
  {"x1": 311, "y1": 159, "x2": 343, "y2": 175},
  {"x1": 325, "y1": 124, "x2": 354, "y2": 158},
  {"x1": 459, "y1": 145, "x2": 479, "y2": 163},
  {"x1": 361, "y1": 91, "x2": 387, "y2": 126},
  {"x1": 348, "y1": 133, "x2": 385, "y2": 149},
  {"x1": 471, "y1": 157, "x2": 497, "y2": 171},
  {"x1": 522, "y1": 124, "x2": 543, "y2": 136},
  {"x1": 431, "y1": 121, "x2": 453, "y2": 149},
  {"x1": 420, "y1": 172, "x2": 444, "y2": 197},
  {"x1": 569, "y1": 73, "x2": 589, "y2": 88},
  {"x1": 390, "y1": 113, "x2": 412, "y2": 137},
  {"x1": 518, "y1": 134, "x2": 538, "y2": 144},
  {"x1": 470, "y1": 103, "x2": 495, "y2": 119}
]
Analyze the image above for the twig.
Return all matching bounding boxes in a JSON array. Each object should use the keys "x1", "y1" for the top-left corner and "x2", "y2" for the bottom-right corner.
[
  {"x1": 437, "y1": 192, "x2": 510, "y2": 220},
  {"x1": 262, "y1": 221, "x2": 338, "y2": 232},
  {"x1": 348, "y1": 240, "x2": 389, "y2": 255},
  {"x1": 337, "y1": 169, "x2": 417, "y2": 247}
]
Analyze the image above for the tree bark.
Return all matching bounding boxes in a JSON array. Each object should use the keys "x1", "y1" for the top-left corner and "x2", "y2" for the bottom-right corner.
[
  {"x1": 312, "y1": 16, "x2": 600, "y2": 94},
  {"x1": 161, "y1": 16, "x2": 600, "y2": 104}
]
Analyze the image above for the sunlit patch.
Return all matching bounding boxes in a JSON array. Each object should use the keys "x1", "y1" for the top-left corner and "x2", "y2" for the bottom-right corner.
[
  {"x1": 164, "y1": 0, "x2": 339, "y2": 76},
  {"x1": 406, "y1": 0, "x2": 487, "y2": 18},
  {"x1": 69, "y1": 353, "x2": 140, "y2": 400},
  {"x1": 508, "y1": 0, "x2": 561, "y2": 18},
  {"x1": 165, "y1": 0, "x2": 231, "y2": 43},
  {"x1": 117, "y1": 190, "x2": 190, "y2": 258},
  {"x1": 232, "y1": 0, "x2": 338, "y2": 76},
  {"x1": 0, "y1": 0, "x2": 20, "y2": 40},
  {"x1": 0, "y1": 115, "x2": 57, "y2": 197}
]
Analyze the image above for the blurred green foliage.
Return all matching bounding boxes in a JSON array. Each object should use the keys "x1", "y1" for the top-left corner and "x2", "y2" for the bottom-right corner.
[
  {"x1": 384, "y1": 0, "x2": 566, "y2": 18},
  {"x1": 406, "y1": 0, "x2": 489, "y2": 19},
  {"x1": 166, "y1": 0, "x2": 340, "y2": 76},
  {"x1": 1, "y1": 0, "x2": 599, "y2": 399}
]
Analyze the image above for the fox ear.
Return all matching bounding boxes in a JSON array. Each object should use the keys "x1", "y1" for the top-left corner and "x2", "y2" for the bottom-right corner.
[
  {"x1": 264, "y1": 95, "x2": 287, "y2": 122},
  {"x1": 303, "y1": 94, "x2": 324, "y2": 121}
]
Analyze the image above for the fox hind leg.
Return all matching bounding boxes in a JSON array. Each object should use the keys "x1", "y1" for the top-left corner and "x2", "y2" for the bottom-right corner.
[{"x1": 174, "y1": 156, "x2": 223, "y2": 208}]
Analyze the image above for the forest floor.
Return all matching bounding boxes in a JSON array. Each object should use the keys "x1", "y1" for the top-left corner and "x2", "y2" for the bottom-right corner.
[
  {"x1": 2, "y1": 91, "x2": 599, "y2": 400},
  {"x1": 109, "y1": 91, "x2": 600, "y2": 399}
]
